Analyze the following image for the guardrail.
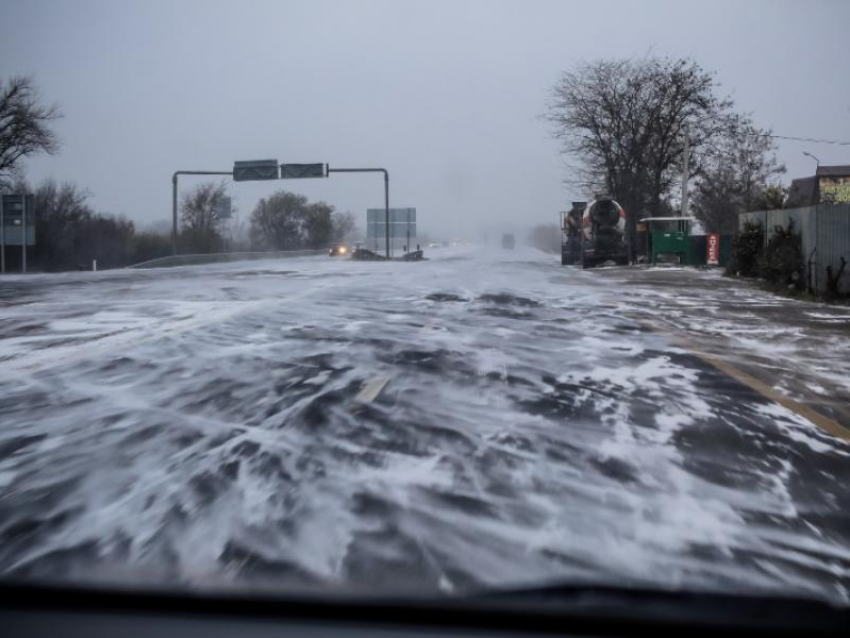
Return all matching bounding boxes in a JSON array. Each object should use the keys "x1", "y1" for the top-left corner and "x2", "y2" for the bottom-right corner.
[{"x1": 126, "y1": 249, "x2": 326, "y2": 269}]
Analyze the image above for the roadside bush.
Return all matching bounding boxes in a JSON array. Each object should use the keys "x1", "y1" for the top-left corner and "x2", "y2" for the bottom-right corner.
[
  {"x1": 759, "y1": 220, "x2": 802, "y2": 289},
  {"x1": 726, "y1": 221, "x2": 764, "y2": 277},
  {"x1": 825, "y1": 257, "x2": 847, "y2": 301},
  {"x1": 249, "y1": 190, "x2": 334, "y2": 250}
]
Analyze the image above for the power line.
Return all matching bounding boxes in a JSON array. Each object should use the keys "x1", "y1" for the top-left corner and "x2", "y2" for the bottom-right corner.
[
  {"x1": 743, "y1": 133, "x2": 850, "y2": 146},
  {"x1": 688, "y1": 116, "x2": 850, "y2": 145}
]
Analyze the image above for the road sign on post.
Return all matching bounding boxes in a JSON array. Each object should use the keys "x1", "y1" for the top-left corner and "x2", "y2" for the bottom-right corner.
[
  {"x1": 1, "y1": 195, "x2": 35, "y2": 247},
  {"x1": 1, "y1": 194, "x2": 35, "y2": 274},
  {"x1": 214, "y1": 196, "x2": 232, "y2": 220},
  {"x1": 233, "y1": 159, "x2": 279, "y2": 181},
  {"x1": 367, "y1": 208, "x2": 416, "y2": 254},
  {"x1": 326, "y1": 167, "x2": 390, "y2": 257},
  {"x1": 280, "y1": 163, "x2": 326, "y2": 179}
]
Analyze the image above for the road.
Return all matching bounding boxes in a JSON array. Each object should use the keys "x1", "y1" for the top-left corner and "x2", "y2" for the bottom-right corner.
[{"x1": 0, "y1": 246, "x2": 848, "y2": 603}]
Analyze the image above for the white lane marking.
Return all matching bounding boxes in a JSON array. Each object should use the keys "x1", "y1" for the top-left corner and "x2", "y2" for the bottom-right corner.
[{"x1": 355, "y1": 377, "x2": 389, "y2": 403}]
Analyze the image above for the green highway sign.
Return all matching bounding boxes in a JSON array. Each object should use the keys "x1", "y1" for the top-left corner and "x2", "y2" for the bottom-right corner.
[
  {"x1": 233, "y1": 159, "x2": 279, "y2": 181},
  {"x1": 281, "y1": 163, "x2": 326, "y2": 179},
  {"x1": 1, "y1": 194, "x2": 35, "y2": 246}
]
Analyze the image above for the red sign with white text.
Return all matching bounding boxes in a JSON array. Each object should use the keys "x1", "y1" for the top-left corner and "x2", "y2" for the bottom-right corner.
[{"x1": 706, "y1": 233, "x2": 720, "y2": 265}]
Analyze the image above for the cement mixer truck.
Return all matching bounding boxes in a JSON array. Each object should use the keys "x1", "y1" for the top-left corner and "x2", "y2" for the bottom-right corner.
[
  {"x1": 579, "y1": 197, "x2": 628, "y2": 268},
  {"x1": 560, "y1": 201, "x2": 586, "y2": 265}
]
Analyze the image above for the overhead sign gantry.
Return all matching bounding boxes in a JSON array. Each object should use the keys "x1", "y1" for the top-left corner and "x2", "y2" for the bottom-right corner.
[{"x1": 172, "y1": 160, "x2": 391, "y2": 257}]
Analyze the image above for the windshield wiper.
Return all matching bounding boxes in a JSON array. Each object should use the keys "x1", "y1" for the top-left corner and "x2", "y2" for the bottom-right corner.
[{"x1": 471, "y1": 581, "x2": 849, "y2": 632}]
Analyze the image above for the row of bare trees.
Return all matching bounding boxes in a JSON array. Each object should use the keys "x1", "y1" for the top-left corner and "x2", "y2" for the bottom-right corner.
[
  {"x1": 545, "y1": 57, "x2": 786, "y2": 241},
  {"x1": 0, "y1": 75, "x2": 360, "y2": 270},
  {"x1": 178, "y1": 181, "x2": 359, "y2": 254},
  {"x1": 2, "y1": 171, "x2": 360, "y2": 270},
  {"x1": 0, "y1": 76, "x2": 173, "y2": 270},
  {"x1": 0, "y1": 176, "x2": 171, "y2": 270},
  {"x1": 249, "y1": 191, "x2": 356, "y2": 250}
]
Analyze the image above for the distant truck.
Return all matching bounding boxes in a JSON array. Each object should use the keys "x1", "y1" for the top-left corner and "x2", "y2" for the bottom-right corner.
[
  {"x1": 578, "y1": 197, "x2": 628, "y2": 268},
  {"x1": 560, "y1": 201, "x2": 586, "y2": 265},
  {"x1": 501, "y1": 233, "x2": 516, "y2": 250}
]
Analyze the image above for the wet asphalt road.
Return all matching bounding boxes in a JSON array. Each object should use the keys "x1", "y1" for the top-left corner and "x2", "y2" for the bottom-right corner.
[{"x1": 0, "y1": 246, "x2": 848, "y2": 603}]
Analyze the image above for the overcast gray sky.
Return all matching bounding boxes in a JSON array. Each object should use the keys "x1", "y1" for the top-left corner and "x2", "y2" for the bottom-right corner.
[{"x1": 2, "y1": 0, "x2": 849, "y2": 239}]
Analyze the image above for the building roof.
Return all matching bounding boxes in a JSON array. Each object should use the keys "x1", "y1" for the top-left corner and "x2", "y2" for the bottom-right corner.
[{"x1": 816, "y1": 165, "x2": 850, "y2": 177}]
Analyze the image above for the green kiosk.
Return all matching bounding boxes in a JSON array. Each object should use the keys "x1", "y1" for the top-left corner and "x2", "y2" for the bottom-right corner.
[{"x1": 641, "y1": 217, "x2": 697, "y2": 265}]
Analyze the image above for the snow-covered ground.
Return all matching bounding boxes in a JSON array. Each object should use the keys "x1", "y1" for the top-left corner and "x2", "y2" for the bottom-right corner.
[
  {"x1": 593, "y1": 266, "x2": 850, "y2": 428},
  {"x1": 0, "y1": 246, "x2": 848, "y2": 603}
]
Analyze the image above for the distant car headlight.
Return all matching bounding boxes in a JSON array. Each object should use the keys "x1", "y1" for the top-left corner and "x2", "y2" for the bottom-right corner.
[{"x1": 339, "y1": 246, "x2": 347, "y2": 254}]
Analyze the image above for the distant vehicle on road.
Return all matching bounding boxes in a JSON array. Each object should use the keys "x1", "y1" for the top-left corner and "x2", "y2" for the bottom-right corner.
[
  {"x1": 560, "y1": 201, "x2": 586, "y2": 265},
  {"x1": 501, "y1": 233, "x2": 516, "y2": 250},
  {"x1": 580, "y1": 197, "x2": 628, "y2": 268},
  {"x1": 329, "y1": 243, "x2": 349, "y2": 257}
]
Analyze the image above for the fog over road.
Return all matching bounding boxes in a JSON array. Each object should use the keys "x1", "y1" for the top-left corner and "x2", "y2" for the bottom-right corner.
[{"x1": 1, "y1": 247, "x2": 848, "y2": 602}]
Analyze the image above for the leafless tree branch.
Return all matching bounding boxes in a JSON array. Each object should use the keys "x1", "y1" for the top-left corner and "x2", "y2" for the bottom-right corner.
[{"x1": 0, "y1": 76, "x2": 62, "y2": 177}]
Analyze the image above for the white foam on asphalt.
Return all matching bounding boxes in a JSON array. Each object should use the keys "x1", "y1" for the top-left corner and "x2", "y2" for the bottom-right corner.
[{"x1": 0, "y1": 246, "x2": 848, "y2": 603}]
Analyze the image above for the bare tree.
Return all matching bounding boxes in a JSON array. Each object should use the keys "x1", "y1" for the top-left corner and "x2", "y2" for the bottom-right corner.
[
  {"x1": 749, "y1": 185, "x2": 787, "y2": 212},
  {"x1": 180, "y1": 181, "x2": 228, "y2": 253},
  {"x1": 250, "y1": 191, "x2": 310, "y2": 250},
  {"x1": 0, "y1": 76, "x2": 61, "y2": 183},
  {"x1": 303, "y1": 201, "x2": 334, "y2": 249},
  {"x1": 544, "y1": 57, "x2": 733, "y2": 259},
  {"x1": 29, "y1": 179, "x2": 94, "y2": 269},
  {"x1": 9, "y1": 178, "x2": 138, "y2": 271},
  {"x1": 222, "y1": 212, "x2": 251, "y2": 251},
  {"x1": 692, "y1": 115, "x2": 786, "y2": 233},
  {"x1": 249, "y1": 190, "x2": 336, "y2": 250},
  {"x1": 331, "y1": 211, "x2": 358, "y2": 243}
]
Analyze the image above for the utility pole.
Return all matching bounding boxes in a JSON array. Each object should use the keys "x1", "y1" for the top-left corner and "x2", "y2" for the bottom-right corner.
[
  {"x1": 21, "y1": 195, "x2": 27, "y2": 273},
  {"x1": 680, "y1": 121, "x2": 690, "y2": 217},
  {"x1": 172, "y1": 173, "x2": 177, "y2": 255},
  {"x1": 0, "y1": 195, "x2": 5, "y2": 274}
]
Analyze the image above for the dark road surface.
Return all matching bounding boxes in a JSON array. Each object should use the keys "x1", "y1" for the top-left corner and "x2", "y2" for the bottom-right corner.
[{"x1": 1, "y1": 247, "x2": 848, "y2": 603}]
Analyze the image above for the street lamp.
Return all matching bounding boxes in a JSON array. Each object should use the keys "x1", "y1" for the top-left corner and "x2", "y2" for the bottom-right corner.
[{"x1": 803, "y1": 151, "x2": 821, "y2": 170}]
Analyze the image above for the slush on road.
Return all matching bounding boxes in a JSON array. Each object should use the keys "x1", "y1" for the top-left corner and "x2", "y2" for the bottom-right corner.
[{"x1": 1, "y1": 246, "x2": 848, "y2": 602}]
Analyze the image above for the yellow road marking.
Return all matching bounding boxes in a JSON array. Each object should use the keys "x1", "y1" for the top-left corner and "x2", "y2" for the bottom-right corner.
[{"x1": 631, "y1": 314, "x2": 850, "y2": 443}]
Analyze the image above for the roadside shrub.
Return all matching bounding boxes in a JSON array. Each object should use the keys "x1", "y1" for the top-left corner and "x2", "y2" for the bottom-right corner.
[
  {"x1": 758, "y1": 220, "x2": 803, "y2": 289},
  {"x1": 825, "y1": 257, "x2": 847, "y2": 300},
  {"x1": 726, "y1": 221, "x2": 764, "y2": 277}
]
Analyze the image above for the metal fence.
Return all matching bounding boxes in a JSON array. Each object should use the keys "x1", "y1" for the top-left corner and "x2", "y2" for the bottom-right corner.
[{"x1": 739, "y1": 204, "x2": 850, "y2": 294}]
